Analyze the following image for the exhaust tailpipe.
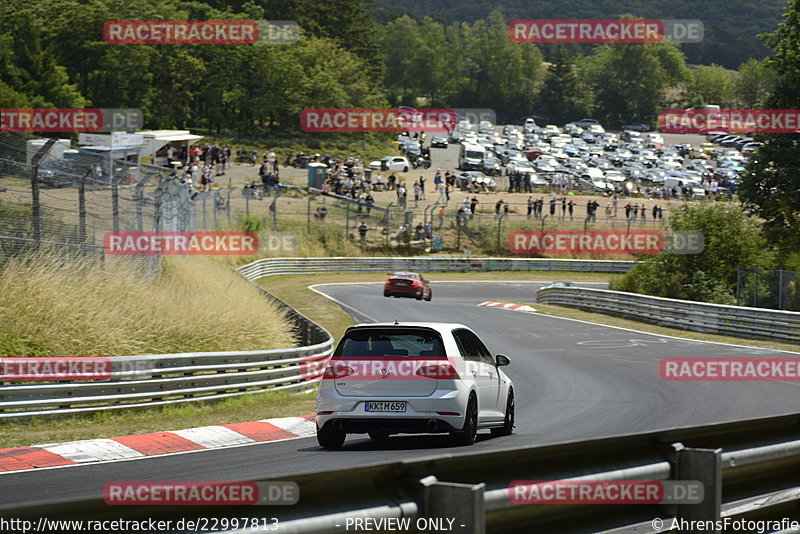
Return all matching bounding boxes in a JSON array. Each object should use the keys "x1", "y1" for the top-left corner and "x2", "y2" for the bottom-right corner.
[
  {"x1": 332, "y1": 420, "x2": 343, "y2": 431},
  {"x1": 427, "y1": 419, "x2": 438, "y2": 431}
]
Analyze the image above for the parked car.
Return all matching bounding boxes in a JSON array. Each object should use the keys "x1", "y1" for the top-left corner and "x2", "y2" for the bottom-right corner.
[
  {"x1": 457, "y1": 171, "x2": 496, "y2": 191},
  {"x1": 621, "y1": 122, "x2": 650, "y2": 132},
  {"x1": 384, "y1": 272, "x2": 432, "y2": 301},
  {"x1": 542, "y1": 281, "x2": 577, "y2": 289},
  {"x1": 430, "y1": 135, "x2": 448, "y2": 148},
  {"x1": 575, "y1": 118, "x2": 601, "y2": 128},
  {"x1": 481, "y1": 156, "x2": 502, "y2": 176},
  {"x1": 369, "y1": 156, "x2": 411, "y2": 172},
  {"x1": 315, "y1": 322, "x2": 514, "y2": 448}
]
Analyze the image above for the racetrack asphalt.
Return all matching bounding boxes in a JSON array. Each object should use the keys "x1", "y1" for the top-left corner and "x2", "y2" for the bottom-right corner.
[{"x1": 2, "y1": 281, "x2": 798, "y2": 511}]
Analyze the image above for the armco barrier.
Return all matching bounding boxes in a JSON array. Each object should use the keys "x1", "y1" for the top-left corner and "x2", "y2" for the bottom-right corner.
[
  {"x1": 9, "y1": 411, "x2": 800, "y2": 533},
  {"x1": 235, "y1": 256, "x2": 635, "y2": 281},
  {"x1": 0, "y1": 286, "x2": 334, "y2": 421},
  {"x1": 537, "y1": 286, "x2": 800, "y2": 343},
  {"x1": 0, "y1": 257, "x2": 630, "y2": 421}
]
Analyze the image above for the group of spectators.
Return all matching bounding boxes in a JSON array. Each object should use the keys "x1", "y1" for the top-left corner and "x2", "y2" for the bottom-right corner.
[{"x1": 173, "y1": 144, "x2": 231, "y2": 191}]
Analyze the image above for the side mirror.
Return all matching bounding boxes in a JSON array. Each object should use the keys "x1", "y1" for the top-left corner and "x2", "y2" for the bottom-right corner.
[{"x1": 495, "y1": 354, "x2": 511, "y2": 367}]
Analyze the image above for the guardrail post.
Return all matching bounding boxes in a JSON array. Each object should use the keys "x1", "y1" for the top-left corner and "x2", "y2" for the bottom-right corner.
[
  {"x1": 421, "y1": 476, "x2": 485, "y2": 534},
  {"x1": 674, "y1": 443, "x2": 722, "y2": 532}
]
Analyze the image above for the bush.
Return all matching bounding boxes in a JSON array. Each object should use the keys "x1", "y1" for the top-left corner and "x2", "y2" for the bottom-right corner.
[{"x1": 610, "y1": 203, "x2": 773, "y2": 304}]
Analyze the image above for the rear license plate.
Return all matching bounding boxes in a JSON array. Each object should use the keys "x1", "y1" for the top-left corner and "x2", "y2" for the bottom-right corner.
[
  {"x1": 394, "y1": 282, "x2": 408, "y2": 286},
  {"x1": 365, "y1": 401, "x2": 406, "y2": 412}
]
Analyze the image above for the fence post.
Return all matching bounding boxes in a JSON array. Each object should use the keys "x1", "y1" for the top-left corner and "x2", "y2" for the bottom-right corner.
[
  {"x1": 421, "y1": 476, "x2": 485, "y2": 534},
  {"x1": 227, "y1": 187, "x2": 233, "y2": 225},
  {"x1": 30, "y1": 139, "x2": 55, "y2": 250},
  {"x1": 674, "y1": 443, "x2": 722, "y2": 532},
  {"x1": 78, "y1": 166, "x2": 92, "y2": 255},
  {"x1": 112, "y1": 173, "x2": 120, "y2": 234}
]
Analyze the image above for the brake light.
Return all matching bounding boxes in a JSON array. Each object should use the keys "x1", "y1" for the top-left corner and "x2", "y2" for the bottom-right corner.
[
  {"x1": 323, "y1": 363, "x2": 355, "y2": 379},
  {"x1": 411, "y1": 281, "x2": 419, "y2": 287},
  {"x1": 416, "y1": 363, "x2": 459, "y2": 379}
]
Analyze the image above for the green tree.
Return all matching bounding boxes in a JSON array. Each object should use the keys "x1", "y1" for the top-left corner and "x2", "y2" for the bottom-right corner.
[
  {"x1": 538, "y1": 45, "x2": 591, "y2": 124},
  {"x1": 585, "y1": 23, "x2": 687, "y2": 126},
  {"x1": 451, "y1": 10, "x2": 543, "y2": 117},
  {"x1": 739, "y1": 0, "x2": 800, "y2": 258},
  {"x1": 683, "y1": 65, "x2": 735, "y2": 107},
  {"x1": 735, "y1": 58, "x2": 777, "y2": 107},
  {"x1": 611, "y1": 204, "x2": 773, "y2": 304}
]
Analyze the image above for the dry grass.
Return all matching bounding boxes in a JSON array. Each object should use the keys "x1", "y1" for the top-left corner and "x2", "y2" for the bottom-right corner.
[{"x1": 0, "y1": 251, "x2": 297, "y2": 356}]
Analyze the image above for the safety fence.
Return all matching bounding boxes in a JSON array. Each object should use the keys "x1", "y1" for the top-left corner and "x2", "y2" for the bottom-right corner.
[
  {"x1": 536, "y1": 286, "x2": 800, "y2": 343},
  {"x1": 0, "y1": 284, "x2": 333, "y2": 421},
  {"x1": 236, "y1": 256, "x2": 635, "y2": 281},
  {"x1": 10, "y1": 411, "x2": 800, "y2": 534}
]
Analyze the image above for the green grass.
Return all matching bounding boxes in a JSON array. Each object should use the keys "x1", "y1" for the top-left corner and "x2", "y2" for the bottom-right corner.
[{"x1": 0, "y1": 390, "x2": 315, "y2": 449}]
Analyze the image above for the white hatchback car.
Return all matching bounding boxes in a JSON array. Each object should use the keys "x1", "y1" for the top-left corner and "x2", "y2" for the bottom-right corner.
[
  {"x1": 315, "y1": 323, "x2": 514, "y2": 449},
  {"x1": 368, "y1": 156, "x2": 411, "y2": 172}
]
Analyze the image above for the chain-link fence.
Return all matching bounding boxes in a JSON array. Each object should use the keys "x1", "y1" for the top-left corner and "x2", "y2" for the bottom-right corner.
[
  {"x1": 0, "y1": 132, "x2": 203, "y2": 275},
  {"x1": 0, "y1": 131, "x2": 688, "y2": 264},
  {"x1": 736, "y1": 266, "x2": 800, "y2": 311}
]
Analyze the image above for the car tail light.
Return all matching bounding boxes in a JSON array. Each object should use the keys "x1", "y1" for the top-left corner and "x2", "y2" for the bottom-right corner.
[
  {"x1": 323, "y1": 363, "x2": 355, "y2": 379},
  {"x1": 411, "y1": 281, "x2": 419, "y2": 287},
  {"x1": 416, "y1": 363, "x2": 458, "y2": 379},
  {"x1": 317, "y1": 411, "x2": 334, "y2": 415}
]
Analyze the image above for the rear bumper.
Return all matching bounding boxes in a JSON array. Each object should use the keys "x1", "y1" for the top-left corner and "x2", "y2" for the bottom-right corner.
[
  {"x1": 317, "y1": 387, "x2": 468, "y2": 433},
  {"x1": 384, "y1": 286, "x2": 420, "y2": 297},
  {"x1": 319, "y1": 418, "x2": 458, "y2": 434}
]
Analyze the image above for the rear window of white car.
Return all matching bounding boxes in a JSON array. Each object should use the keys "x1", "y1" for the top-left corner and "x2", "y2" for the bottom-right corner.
[{"x1": 335, "y1": 329, "x2": 446, "y2": 358}]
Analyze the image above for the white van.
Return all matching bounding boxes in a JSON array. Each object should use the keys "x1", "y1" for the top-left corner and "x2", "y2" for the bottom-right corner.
[{"x1": 459, "y1": 143, "x2": 486, "y2": 170}]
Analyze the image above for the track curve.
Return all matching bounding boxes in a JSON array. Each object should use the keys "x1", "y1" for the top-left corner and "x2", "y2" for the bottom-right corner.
[{"x1": 2, "y1": 280, "x2": 798, "y2": 509}]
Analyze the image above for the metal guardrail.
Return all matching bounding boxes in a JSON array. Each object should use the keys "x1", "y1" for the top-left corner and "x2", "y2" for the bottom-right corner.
[
  {"x1": 537, "y1": 286, "x2": 800, "y2": 343},
  {"x1": 0, "y1": 256, "x2": 633, "y2": 421},
  {"x1": 0, "y1": 286, "x2": 334, "y2": 421},
  {"x1": 236, "y1": 256, "x2": 635, "y2": 281},
  {"x1": 11, "y1": 411, "x2": 800, "y2": 533}
]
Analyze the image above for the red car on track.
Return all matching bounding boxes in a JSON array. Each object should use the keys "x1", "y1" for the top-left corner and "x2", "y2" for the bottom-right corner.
[{"x1": 383, "y1": 272, "x2": 432, "y2": 301}]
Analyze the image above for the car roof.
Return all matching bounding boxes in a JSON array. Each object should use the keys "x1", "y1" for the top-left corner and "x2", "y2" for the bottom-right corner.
[{"x1": 350, "y1": 322, "x2": 469, "y2": 332}]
